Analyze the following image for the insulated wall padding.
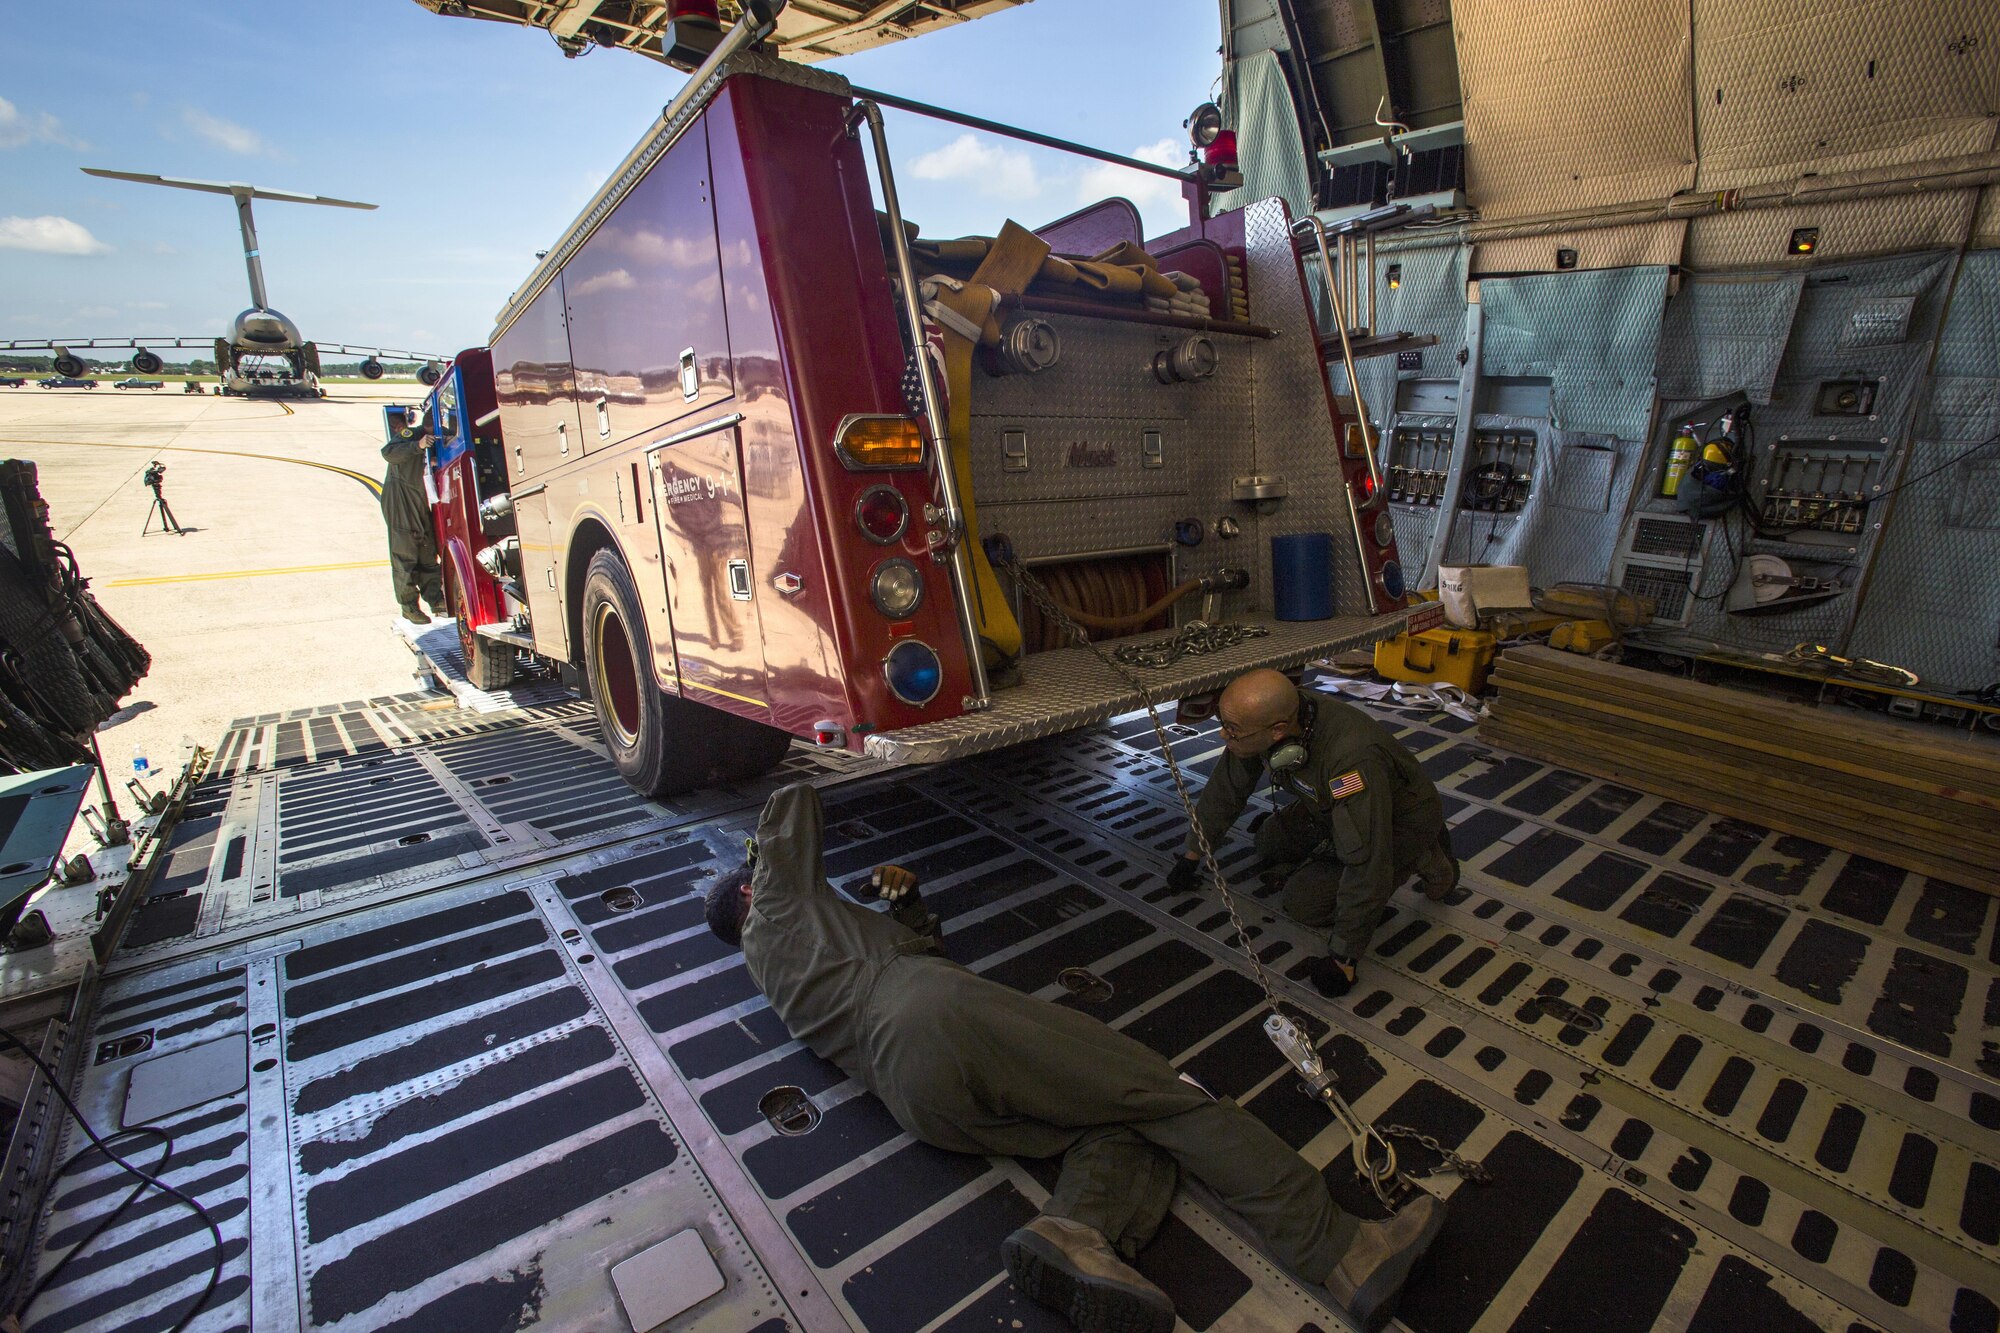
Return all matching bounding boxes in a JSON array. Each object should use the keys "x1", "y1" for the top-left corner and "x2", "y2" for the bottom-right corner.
[
  {"x1": 1345, "y1": 241, "x2": 1468, "y2": 416},
  {"x1": 1683, "y1": 190, "x2": 1980, "y2": 268},
  {"x1": 1471, "y1": 221, "x2": 1686, "y2": 276},
  {"x1": 1690, "y1": 0, "x2": 2000, "y2": 193},
  {"x1": 1215, "y1": 51, "x2": 1314, "y2": 221},
  {"x1": 1666, "y1": 253, "x2": 1953, "y2": 657},
  {"x1": 1848, "y1": 249, "x2": 2000, "y2": 690},
  {"x1": 1970, "y1": 184, "x2": 2000, "y2": 249},
  {"x1": 1453, "y1": 0, "x2": 1694, "y2": 221},
  {"x1": 1479, "y1": 267, "x2": 1670, "y2": 443},
  {"x1": 1656, "y1": 272, "x2": 1806, "y2": 405},
  {"x1": 1429, "y1": 419, "x2": 1635, "y2": 588}
]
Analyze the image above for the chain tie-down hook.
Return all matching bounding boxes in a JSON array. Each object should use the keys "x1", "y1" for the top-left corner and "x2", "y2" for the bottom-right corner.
[{"x1": 988, "y1": 549, "x2": 1493, "y2": 1207}]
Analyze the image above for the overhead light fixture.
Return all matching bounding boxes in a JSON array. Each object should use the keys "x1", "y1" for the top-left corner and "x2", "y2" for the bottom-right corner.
[
  {"x1": 1555, "y1": 247, "x2": 1579, "y2": 270},
  {"x1": 1386, "y1": 263, "x2": 1402, "y2": 290},
  {"x1": 1186, "y1": 102, "x2": 1224, "y2": 149},
  {"x1": 1789, "y1": 227, "x2": 1820, "y2": 256}
]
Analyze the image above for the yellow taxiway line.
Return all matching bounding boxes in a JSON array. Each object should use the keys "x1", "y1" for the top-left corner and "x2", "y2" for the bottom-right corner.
[
  {"x1": 0, "y1": 436, "x2": 383, "y2": 497},
  {"x1": 104, "y1": 559, "x2": 390, "y2": 588}
]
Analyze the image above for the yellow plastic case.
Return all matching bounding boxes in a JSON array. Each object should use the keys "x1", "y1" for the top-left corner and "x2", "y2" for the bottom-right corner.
[{"x1": 1372, "y1": 627, "x2": 1498, "y2": 693}]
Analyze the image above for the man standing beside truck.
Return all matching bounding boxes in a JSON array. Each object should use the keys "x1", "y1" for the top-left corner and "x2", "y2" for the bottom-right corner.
[
  {"x1": 379, "y1": 411, "x2": 448, "y2": 623},
  {"x1": 704, "y1": 781, "x2": 1447, "y2": 1333},
  {"x1": 1167, "y1": 668, "x2": 1458, "y2": 998}
]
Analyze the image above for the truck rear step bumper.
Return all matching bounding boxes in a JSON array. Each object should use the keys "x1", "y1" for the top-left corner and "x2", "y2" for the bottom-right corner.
[{"x1": 865, "y1": 613, "x2": 1403, "y2": 763}]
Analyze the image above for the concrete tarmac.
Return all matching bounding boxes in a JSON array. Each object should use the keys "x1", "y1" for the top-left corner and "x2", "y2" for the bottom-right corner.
[{"x1": 1, "y1": 383, "x2": 439, "y2": 785}]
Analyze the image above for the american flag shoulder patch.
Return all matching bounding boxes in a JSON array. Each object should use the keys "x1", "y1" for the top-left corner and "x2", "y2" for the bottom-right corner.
[{"x1": 1328, "y1": 769, "x2": 1366, "y2": 801}]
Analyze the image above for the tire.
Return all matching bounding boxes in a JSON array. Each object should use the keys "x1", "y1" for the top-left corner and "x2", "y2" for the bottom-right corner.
[
  {"x1": 581, "y1": 548, "x2": 721, "y2": 798},
  {"x1": 446, "y1": 563, "x2": 515, "y2": 691},
  {"x1": 711, "y1": 712, "x2": 795, "y2": 782}
]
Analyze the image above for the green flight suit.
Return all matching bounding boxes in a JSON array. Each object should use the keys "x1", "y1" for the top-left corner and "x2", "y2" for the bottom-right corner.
[
  {"x1": 742, "y1": 783, "x2": 1358, "y2": 1282},
  {"x1": 1188, "y1": 690, "x2": 1450, "y2": 959},
  {"x1": 380, "y1": 438, "x2": 444, "y2": 619}
]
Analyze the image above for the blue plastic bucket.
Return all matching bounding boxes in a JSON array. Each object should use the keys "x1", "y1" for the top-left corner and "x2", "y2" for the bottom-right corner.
[{"x1": 1271, "y1": 533, "x2": 1334, "y2": 621}]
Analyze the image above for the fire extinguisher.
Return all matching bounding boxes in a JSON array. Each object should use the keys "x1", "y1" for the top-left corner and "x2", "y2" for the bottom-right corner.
[{"x1": 1660, "y1": 423, "x2": 1697, "y2": 496}]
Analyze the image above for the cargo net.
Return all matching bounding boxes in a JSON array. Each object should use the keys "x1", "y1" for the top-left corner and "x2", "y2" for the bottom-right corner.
[{"x1": 0, "y1": 460, "x2": 151, "y2": 772}]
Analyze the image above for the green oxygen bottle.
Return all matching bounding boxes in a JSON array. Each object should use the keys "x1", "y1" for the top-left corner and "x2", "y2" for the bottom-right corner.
[{"x1": 1661, "y1": 424, "x2": 1697, "y2": 496}]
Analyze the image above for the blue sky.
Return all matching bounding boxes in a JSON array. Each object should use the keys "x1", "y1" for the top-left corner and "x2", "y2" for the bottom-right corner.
[{"x1": 0, "y1": 0, "x2": 1223, "y2": 356}]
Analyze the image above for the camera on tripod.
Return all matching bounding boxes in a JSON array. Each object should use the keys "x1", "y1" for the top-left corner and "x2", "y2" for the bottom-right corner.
[{"x1": 140, "y1": 459, "x2": 184, "y2": 535}]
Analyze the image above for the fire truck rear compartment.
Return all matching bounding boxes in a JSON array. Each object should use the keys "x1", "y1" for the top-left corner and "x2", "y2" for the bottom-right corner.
[{"x1": 19, "y1": 682, "x2": 1994, "y2": 1333}]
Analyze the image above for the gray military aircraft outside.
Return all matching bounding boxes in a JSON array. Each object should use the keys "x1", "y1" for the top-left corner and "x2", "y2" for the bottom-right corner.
[{"x1": 1, "y1": 170, "x2": 444, "y2": 399}]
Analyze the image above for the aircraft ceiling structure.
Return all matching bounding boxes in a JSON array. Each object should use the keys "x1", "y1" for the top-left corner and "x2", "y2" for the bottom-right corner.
[{"x1": 410, "y1": 0, "x2": 1031, "y2": 62}]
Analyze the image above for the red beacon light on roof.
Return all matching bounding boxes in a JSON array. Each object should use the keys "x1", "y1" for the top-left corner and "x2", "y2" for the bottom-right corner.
[
  {"x1": 663, "y1": 0, "x2": 725, "y2": 69},
  {"x1": 1185, "y1": 102, "x2": 1244, "y2": 191}
]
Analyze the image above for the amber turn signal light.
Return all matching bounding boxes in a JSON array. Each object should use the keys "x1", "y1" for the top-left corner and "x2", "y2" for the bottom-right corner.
[{"x1": 834, "y1": 415, "x2": 925, "y2": 470}]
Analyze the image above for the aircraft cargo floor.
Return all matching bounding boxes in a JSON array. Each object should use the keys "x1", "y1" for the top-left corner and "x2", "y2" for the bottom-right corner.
[{"x1": 17, "y1": 679, "x2": 1999, "y2": 1333}]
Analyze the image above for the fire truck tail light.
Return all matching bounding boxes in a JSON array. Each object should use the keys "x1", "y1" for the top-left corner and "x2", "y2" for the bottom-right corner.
[
  {"x1": 855, "y1": 485, "x2": 909, "y2": 543},
  {"x1": 883, "y1": 640, "x2": 943, "y2": 706},
  {"x1": 835, "y1": 415, "x2": 925, "y2": 470},
  {"x1": 870, "y1": 558, "x2": 924, "y2": 618}
]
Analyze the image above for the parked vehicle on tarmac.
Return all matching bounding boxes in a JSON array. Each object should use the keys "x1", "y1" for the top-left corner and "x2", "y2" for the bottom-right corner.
[
  {"x1": 113, "y1": 378, "x2": 165, "y2": 390},
  {"x1": 0, "y1": 376, "x2": 26, "y2": 388},
  {"x1": 37, "y1": 376, "x2": 98, "y2": 389}
]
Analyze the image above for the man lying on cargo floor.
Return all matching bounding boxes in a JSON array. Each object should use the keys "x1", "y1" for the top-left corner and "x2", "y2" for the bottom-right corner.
[
  {"x1": 703, "y1": 781, "x2": 1447, "y2": 1333},
  {"x1": 1167, "y1": 669, "x2": 1459, "y2": 999}
]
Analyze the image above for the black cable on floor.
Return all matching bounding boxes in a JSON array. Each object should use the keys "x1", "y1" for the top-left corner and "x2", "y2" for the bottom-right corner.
[{"x1": 0, "y1": 1027, "x2": 224, "y2": 1333}]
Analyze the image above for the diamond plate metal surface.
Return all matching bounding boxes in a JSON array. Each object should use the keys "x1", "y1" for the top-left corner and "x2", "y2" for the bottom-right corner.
[
  {"x1": 1657, "y1": 271, "x2": 1805, "y2": 404},
  {"x1": 1684, "y1": 190, "x2": 1980, "y2": 268},
  {"x1": 1245, "y1": 197, "x2": 1378, "y2": 615},
  {"x1": 863, "y1": 614, "x2": 1397, "y2": 762},
  {"x1": 1690, "y1": 0, "x2": 2000, "y2": 192},
  {"x1": 1454, "y1": 0, "x2": 1695, "y2": 220},
  {"x1": 1480, "y1": 266, "x2": 1670, "y2": 442},
  {"x1": 1847, "y1": 248, "x2": 2000, "y2": 688},
  {"x1": 970, "y1": 200, "x2": 1376, "y2": 621}
]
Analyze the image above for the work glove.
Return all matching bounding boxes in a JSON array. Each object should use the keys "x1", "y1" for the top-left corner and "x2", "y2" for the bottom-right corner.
[
  {"x1": 1165, "y1": 855, "x2": 1203, "y2": 895},
  {"x1": 871, "y1": 864, "x2": 918, "y2": 902}
]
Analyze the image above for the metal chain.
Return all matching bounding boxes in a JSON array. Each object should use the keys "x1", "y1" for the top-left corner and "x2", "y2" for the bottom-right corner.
[
  {"x1": 1110, "y1": 621, "x2": 1271, "y2": 671},
  {"x1": 1000, "y1": 558, "x2": 1290, "y2": 1011},
  {"x1": 998, "y1": 556, "x2": 1495, "y2": 1200},
  {"x1": 1380, "y1": 1126, "x2": 1495, "y2": 1184}
]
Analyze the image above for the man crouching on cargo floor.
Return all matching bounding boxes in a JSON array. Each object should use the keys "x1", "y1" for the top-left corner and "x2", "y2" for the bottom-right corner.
[
  {"x1": 1166, "y1": 668, "x2": 1459, "y2": 999},
  {"x1": 703, "y1": 781, "x2": 1447, "y2": 1333}
]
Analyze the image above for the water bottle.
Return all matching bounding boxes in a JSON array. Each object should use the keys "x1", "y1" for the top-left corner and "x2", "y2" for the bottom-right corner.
[{"x1": 131, "y1": 745, "x2": 150, "y2": 777}]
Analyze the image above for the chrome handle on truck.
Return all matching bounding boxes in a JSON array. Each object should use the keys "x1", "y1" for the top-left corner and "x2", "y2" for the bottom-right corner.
[
  {"x1": 849, "y1": 98, "x2": 991, "y2": 712},
  {"x1": 727, "y1": 559, "x2": 752, "y2": 601}
]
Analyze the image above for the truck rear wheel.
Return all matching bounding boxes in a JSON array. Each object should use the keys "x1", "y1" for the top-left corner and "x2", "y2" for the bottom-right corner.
[
  {"x1": 581, "y1": 549, "x2": 720, "y2": 797},
  {"x1": 712, "y1": 712, "x2": 794, "y2": 782},
  {"x1": 447, "y1": 564, "x2": 515, "y2": 691}
]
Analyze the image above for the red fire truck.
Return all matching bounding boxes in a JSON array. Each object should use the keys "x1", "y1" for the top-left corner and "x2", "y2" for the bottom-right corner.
[{"x1": 427, "y1": 12, "x2": 1413, "y2": 798}]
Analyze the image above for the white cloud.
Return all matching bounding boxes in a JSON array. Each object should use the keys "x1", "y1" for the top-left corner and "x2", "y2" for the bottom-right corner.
[
  {"x1": 608, "y1": 226, "x2": 712, "y2": 268},
  {"x1": 0, "y1": 215, "x2": 111, "y2": 255},
  {"x1": 1076, "y1": 138, "x2": 1189, "y2": 232},
  {"x1": 152, "y1": 241, "x2": 176, "y2": 255},
  {"x1": 126, "y1": 299, "x2": 169, "y2": 310},
  {"x1": 571, "y1": 267, "x2": 636, "y2": 297},
  {"x1": 182, "y1": 106, "x2": 265, "y2": 156},
  {"x1": 74, "y1": 305, "x2": 118, "y2": 320},
  {"x1": 910, "y1": 133, "x2": 1041, "y2": 200},
  {"x1": 0, "y1": 96, "x2": 89, "y2": 151}
]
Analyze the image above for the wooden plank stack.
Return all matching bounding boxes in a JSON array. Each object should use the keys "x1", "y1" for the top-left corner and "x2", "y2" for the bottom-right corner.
[{"x1": 1481, "y1": 645, "x2": 2000, "y2": 893}]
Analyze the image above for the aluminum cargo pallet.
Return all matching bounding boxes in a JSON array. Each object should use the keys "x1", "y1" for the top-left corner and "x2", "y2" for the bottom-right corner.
[{"x1": 13, "y1": 682, "x2": 1998, "y2": 1333}]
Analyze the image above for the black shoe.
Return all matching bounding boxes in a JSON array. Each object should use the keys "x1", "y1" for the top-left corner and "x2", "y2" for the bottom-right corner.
[{"x1": 1309, "y1": 954, "x2": 1357, "y2": 998}]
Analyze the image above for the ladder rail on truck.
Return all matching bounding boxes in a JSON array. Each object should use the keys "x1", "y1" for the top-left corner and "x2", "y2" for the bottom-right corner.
[{"x1": 444, "y1": 30, "x2": 1413, "y2": 799}]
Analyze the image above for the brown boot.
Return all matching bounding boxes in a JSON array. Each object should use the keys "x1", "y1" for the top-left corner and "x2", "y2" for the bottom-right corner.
[
  {"x1": 1324, "y1": 1191, "x2": 1448, "y2": 1332},
  {"x1": 1001, "y1": 1216, "x2": 1176, "y2": 1333}
]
